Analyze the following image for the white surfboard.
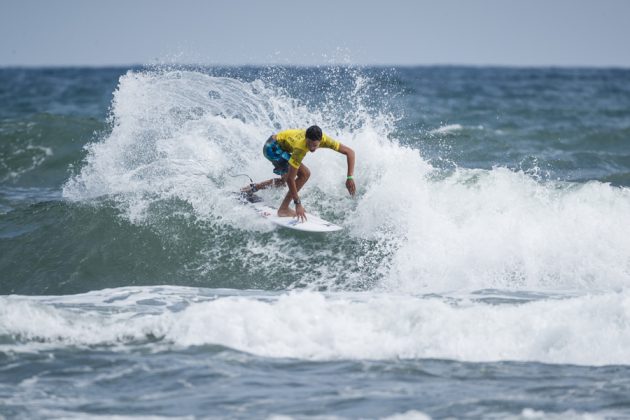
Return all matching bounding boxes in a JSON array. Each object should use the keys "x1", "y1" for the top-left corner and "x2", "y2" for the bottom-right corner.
[{"x1": 237, "y1": 193, "x2": 343, "y2": 232}]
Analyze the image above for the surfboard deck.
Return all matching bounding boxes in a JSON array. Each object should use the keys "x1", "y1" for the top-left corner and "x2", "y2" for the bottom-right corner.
[{"x1": 237, "y1": 193, "x2": 343, "y2": 232}]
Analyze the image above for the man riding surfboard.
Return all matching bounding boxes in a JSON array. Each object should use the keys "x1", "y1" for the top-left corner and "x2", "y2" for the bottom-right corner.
[{"x1": 244, "y1": 125, "x2": 356, "y2": 222}]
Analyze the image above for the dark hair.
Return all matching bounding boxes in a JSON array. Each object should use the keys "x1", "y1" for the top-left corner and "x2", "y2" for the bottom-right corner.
[{"x1": 305, "y1": 125, "x2": 322, "y2": 141}]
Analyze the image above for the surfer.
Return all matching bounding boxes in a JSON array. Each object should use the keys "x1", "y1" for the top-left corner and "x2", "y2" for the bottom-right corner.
[{"x1": 243, "y1": 125, "x2": 356, "y2": 222}]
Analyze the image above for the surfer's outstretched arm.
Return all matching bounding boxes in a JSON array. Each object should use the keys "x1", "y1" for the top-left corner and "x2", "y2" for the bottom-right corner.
[{"x1": 338, "y1": 144, "x2": 356, "y2": 196}]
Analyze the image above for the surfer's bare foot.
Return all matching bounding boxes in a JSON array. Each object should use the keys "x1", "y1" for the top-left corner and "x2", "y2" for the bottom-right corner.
[{"x1": 277, "y1": 207, "x2": 296, "y2": 217}]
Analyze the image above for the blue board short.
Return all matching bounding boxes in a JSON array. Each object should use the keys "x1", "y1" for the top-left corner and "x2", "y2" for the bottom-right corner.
[{"x1": 263, "y1": 136, "x2": 292, "y2": 176}]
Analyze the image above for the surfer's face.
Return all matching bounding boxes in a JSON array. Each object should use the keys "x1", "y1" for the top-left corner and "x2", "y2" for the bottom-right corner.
[{"x1": 307, "y1": 138, "x2": 321, "y2": 152}]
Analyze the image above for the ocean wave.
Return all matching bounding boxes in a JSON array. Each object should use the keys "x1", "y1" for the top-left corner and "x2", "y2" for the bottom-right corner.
[
  {"x1": 54, "y1": 69, "x2": 630, "y2": 293},
  {"x1": 2, "y1": 287, "x2": 630, "y2": 366}
]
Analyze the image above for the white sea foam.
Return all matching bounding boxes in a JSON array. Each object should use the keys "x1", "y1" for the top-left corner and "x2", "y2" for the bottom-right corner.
[
  {"x1": 3, "y1": 287, "x2": 630, "y2": 366},
  {"x1": 62, "y1": 69, "x2": 630, "y2": 293},
  {"x1": 382, "y1": 410, "x2": 431, "y2": 420},
  {"x1": 2, "y1": 144, "x2": 53, "y2": 182},
  {"x1": 428, "y1": 123, "x2": 463, "y2": 135},
  {"x1": 515, "y1": 409, "x2": 608, "y2": 420}
]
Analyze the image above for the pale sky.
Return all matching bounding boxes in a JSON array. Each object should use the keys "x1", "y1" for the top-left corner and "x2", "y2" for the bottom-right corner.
[{"x1": 1, "y1": 0, "x2": 629, "y2": 67}]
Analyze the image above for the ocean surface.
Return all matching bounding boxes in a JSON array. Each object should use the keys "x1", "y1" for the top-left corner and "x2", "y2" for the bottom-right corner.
[{"x1": 1, "y1": 65, "x2": 630, "y2": 419}]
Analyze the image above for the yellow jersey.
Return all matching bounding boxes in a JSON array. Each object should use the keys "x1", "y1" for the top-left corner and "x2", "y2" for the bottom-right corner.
[{"x1": 275, "y1": 129, "x2": 340, "y2": 169}]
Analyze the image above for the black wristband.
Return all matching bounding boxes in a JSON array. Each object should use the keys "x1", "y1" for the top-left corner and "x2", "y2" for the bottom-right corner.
[{"x1": 294, "y1": 199, "x2": 301, "y2": 206}]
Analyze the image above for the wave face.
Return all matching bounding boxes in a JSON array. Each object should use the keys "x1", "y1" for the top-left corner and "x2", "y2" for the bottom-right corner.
[
  {"x1": 57, "y1": 68, "x2": 630, "y2": 294},
  {"x1": 1, "y1": 67, "x2": 629, "y2": 295}
]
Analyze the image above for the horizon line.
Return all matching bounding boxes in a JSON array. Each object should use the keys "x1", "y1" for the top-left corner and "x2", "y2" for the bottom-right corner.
[{"x1": 2, "y1": 62, "x2": 630, "y2": 71}]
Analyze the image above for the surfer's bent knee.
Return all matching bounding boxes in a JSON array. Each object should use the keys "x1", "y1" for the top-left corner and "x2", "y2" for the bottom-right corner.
[{"x1": 298, "y1": 165, "x2": 310, "y2": 180}]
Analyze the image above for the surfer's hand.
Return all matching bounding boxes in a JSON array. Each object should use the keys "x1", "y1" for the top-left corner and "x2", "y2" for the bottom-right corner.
[
  {"x1": 295, "y1": 204, "x2": 307, "y2": 222},
  {"x1": 346, "y1": 178, "x2": 356, "y2": 196}
]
